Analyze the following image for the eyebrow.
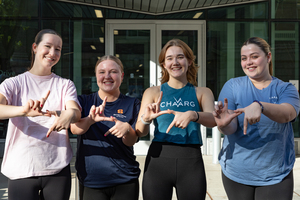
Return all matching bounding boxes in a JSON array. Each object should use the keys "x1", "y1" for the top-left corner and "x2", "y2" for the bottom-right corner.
[
  {"x1": 166, "y1": 53, "x2": 185, "y2": 58},
  {"x1": 241, "y1": 52, "x2": 259, "y2": 57}
]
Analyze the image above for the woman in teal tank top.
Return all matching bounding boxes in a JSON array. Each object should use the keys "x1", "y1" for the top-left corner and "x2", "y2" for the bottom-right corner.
[{"x1": 136, "y1": 39, "x2": 217, "y2": 200}]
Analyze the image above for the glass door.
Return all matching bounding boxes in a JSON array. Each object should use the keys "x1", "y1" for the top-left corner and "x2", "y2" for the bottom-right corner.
[{"x1": 106, "y1": 20, "x2": 206, "y2": 155}]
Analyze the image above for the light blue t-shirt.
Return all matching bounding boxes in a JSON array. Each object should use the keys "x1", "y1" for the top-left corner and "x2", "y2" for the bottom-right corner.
[
  {"x1": 218, "y1": 76, "x2": 300, "y2": 186},
  {"x1": 153, "y1": 82, "x2": 202, "y2": 144}
]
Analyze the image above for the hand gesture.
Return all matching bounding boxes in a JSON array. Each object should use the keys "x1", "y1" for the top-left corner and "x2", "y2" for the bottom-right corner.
[
  {"x1": 166, "y1": 110, "x2": 196, "y2": 133},
  {"x1": 104, "y1": 117, "x2": 130, "y2": 138},
  {"x1": 23, "y1": 90, "x2": 51, "y2": 117},
  {"x1": 142, "y1": 91, "x2": 171, "y2": 123},
  {"x1": 88, "y1": 97, "x2": 113, "y2": 123},
  {"x1": 212, "y1": 98, "x2": 240, "y2": 128},
  {"x1": 234, "y1": 101, "x2": 262, "y2": 135}
]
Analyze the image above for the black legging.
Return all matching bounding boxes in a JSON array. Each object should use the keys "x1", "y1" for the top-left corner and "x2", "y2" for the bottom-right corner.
[
  {"x1": 222, "y1": 170, "x2": 294, "y2": 200},
  {"x1": 81, "y1": 179, "x2": 139, "y2": 200},
  {"x1": 8, "y1": 165, "x2": 71, "y2": 200},
  {"x1": 142, "y1": 142, "x2": 206, "y2": 200}
]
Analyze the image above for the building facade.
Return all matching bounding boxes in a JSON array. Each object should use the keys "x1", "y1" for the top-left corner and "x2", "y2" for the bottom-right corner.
[{"x1": 0, "y1": 0, "x2": 299, "y2": 155}]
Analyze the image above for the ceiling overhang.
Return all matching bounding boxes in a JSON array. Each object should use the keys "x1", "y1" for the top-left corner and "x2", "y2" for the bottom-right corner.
[{"x1": 50, "y1": 0, "x2": 267, "y2": 15}]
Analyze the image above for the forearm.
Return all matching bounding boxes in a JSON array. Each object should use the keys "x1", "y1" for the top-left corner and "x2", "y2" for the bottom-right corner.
[
  {"x1": 196, "y1": 112, "x2": 217, "y2": 128},
  {"x1": 135, "y1": 120, "x2": 150, "y2": 138},
  {"x1": 0, "y1": 104, "x2": 26, "y2": 120},
  {"x1": 70, "y1": 117, "x2": 94, "y2": 135},
  {"x1": 260, "y1": 102, "x2": 297, "y2": 123},
  {"x1": 122, "y1": 124, "x2": 138, "y2": 146}
]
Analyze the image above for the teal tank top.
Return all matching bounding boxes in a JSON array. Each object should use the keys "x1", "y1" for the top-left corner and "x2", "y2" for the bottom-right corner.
[{"x1": 153, "y1": 82, "x2": 202, "y2": 145}]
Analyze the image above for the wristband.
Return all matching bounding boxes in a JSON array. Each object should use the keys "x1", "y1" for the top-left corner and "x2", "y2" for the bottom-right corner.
[
  {"x1": 193, "y1": 111, "x2": 199, "y2": 122},
  {"x1": 253, "y1": 100, "x2": 264, "y2": 113},
  {"x1": 141, "y1": 114, "x2": 152, "y2": 125}
]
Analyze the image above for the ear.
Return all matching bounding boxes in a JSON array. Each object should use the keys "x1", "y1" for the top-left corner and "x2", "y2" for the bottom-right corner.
[
  {"x1": 32, "y1": 43, "x2": 37, "y2": 54},
  {"x1": 267, "y1": 52, "x2": 272, "y2": 63},
  {"x1": 121, "y1": 72, "x2": 124, "y2": 81}
]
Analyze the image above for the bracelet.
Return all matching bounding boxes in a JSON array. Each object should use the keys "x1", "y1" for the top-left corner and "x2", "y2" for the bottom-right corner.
[
  {"x1": 141, "y1": 114, "x2": 152, "y2": 125},
  {"x1": 193, "y1": 111, "x2": 199, "y2": 122},
  {"x1": 253, "y1": 100, "x2": 264, "y2": 113}
]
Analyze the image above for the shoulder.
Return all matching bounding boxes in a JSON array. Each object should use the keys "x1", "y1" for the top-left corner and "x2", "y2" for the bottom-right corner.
[
  {"x1": 120, "y1": 93, "x2": 141, "y2": 105},
  {"x1": 78, "y1": 93, "x2": 97, "y2": 105},
  {"x1": 144, "y1": 86, "x2": 160, "y2": 97}
]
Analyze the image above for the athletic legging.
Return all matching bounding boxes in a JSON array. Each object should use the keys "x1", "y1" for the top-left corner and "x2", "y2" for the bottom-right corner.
[
  {"x1": 142, "y1": 142, "x2": 206, "y2": 200},
  {"x1": 8, "y1": 165, "x2": 71, "y2": 200},
  {"x1": 222, "y1": 170, "x2": 293, "y2": 200},
  {"x1": 81, "y1": 179, "x2": 139, "y2": 200}
]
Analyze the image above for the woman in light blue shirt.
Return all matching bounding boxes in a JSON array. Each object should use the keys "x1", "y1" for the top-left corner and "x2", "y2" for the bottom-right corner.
[{"x1": 214, "y1": 37, "x2": 300, "y2": 200}]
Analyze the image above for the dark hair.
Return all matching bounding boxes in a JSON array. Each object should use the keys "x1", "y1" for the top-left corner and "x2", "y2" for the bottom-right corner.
[
  {"x1": 242, "y1": 37, "x2": 273, "y2": 75},
  {"x1": 29, "y1": 29, "x2": 62, "y2": 70},
  {"x1": 94, "y1": 55, "x2": 124, "y2": 73},
  {"x1": 158, "y1": 39, "x2": 198, "y2": 86}
]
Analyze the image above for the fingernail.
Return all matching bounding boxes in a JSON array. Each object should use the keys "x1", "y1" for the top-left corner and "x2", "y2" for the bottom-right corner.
[
  {"x1": 100, "y1": 112, "x2": 102, "y2": 114},
  {"x1": 46, "y1": 135, "x2": 49, "y2": 138},
  {"x1": 40, "y1": 104, "x2": 43, "y2": 107}
]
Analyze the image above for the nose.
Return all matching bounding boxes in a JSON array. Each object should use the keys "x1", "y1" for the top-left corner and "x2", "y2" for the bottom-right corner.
[
  {"x1": 173, "y1": 57, "x2": 179, "y2": 64},
  {"x1": 49, "y1": 47, "x2": 55, "y2": 56},
  {"x1": 246, "y1": 57, "x2": 252, "y2": 65},
  {"x1": 104, "y1": 72, "x2": 111, "y2": 78}
]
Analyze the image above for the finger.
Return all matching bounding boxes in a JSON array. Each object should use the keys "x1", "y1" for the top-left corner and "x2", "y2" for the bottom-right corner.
[
  {"x1": 41, "y1": 90, "x2": 50, "y2": 107},
  {"x1": 166, "y1": 120, "x2": 176, "y2": 134},
  {"x1": 155, "y1": 109, "x2": 172, "y2": 118},
  {"x1": 101, "y1": 117, "x2": 115, "y2": 122},
  {"x1": 46, "y1": 126, "x2": 55, "y2": 137},
  {"x1": 44, "y1": 90, "x2": 50, "y2": 101},
  {"x1": 243, "y1": 116, "x2": 248, "y2": 135},
  {"x1": 155, "y1": 91, "x2": 163, "y2": 113},
  {"x1": 32, "y1": 100, "x2": 40, "y2": 110},
  {"x1": 46, "y1": 110, "x2": 57, "y2": 116},
  {"x1": 223, "y1": 98, "x2": 228, "y2": 110},
  {"x1": 102, "y1": 96, "x2": 107, "y2": 108}
]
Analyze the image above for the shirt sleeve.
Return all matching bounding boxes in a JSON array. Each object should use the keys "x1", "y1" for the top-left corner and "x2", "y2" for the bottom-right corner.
[{"x1": 218, "y1": 78, "x2": 236, "y2": 111}]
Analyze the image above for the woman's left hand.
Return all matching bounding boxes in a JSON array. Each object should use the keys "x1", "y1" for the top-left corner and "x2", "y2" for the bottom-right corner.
[
  {"x1": 46, "y1": 109, "x2": 75, "y2": 137},
  {"x1": 235, "y1": 102, "x2": 262, "y2": 134},
  {"x1": 104, "y1": 117, "x2": 131, "y2": 138},
  {"x1": 166, "y1": 110, "x2": 196, "y2": 133}
]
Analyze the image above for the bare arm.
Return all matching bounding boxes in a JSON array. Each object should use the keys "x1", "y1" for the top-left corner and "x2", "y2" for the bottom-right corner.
[
  {"x1": 70, "y1": 97, "x2": 113, "y2": 135},
  {"x1": 135, "y1": 87, "x2": 170, "y2": 137},
  {"x1": 0, "y1": 91, "x2": 50, "y2": 120},
  {"x1": 196, "y1": 87, "x2": 217, "y2": 128},
  {"x1": 46, "y1": 100, "x2": 81, "y2": 137}
]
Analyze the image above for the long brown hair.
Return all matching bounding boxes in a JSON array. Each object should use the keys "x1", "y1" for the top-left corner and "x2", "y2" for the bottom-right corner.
[
  {"x1": 29, "y1": 29, "x2": 62, "y2": 70},
  {"x1": 158, "y1": 39, "x2": 199, "y2": 86},
  {"x1": 242, "y1": 37, "x2": 273, "y2": 75}
]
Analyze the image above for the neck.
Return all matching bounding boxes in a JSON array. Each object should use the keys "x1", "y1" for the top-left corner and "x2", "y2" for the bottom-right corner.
[
  {"x1": 250, "y1": 75, "x2": 272, "y2": 90},
  {"x1": 29, "y1": 65, "x2": 52, "y2": 76},
  {"x1": 167, "y1": 78, "x2": 188, "y2": 89},
  {"x1": 98, "y1": 89, "x2": 120, "y2": 102}
]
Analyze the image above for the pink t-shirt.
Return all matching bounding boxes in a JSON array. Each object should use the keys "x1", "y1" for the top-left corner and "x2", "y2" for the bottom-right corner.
[{"x1": 0, "y1": 71, "x2": 81, "y2": 180}]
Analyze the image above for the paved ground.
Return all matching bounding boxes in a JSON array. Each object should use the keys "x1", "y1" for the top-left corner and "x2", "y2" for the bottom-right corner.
[{"x1": 0, "y1": 155, "x2": 299, "y2": 200}]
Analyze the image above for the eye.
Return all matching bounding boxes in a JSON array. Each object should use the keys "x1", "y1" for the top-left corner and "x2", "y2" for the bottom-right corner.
[
  {"x1": 178, "y1": 56, "x2": 184, "y2": 59},
  {"x1": 241, "y1": 57, "x2": 246, "y2": 61}
]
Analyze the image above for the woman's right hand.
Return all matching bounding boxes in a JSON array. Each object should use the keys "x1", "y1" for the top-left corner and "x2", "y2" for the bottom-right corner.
[
  {"x1": 142, "y1": 91, "x2": 171, "y2": 123},
  {"x1": 88, "y1": 96, "x2": 114, "y2": 123},
  {"x1": 213, "y1": 98, "x2": 240, "y2": 129},
  {"x1": 23, "y1": 90, "x2": 51, "y2": 117}
]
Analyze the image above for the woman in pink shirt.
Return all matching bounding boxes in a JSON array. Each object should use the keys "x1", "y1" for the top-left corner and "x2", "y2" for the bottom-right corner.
[{"x1": 0, "y1": 29, "x2": 81, "y2": 200}]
